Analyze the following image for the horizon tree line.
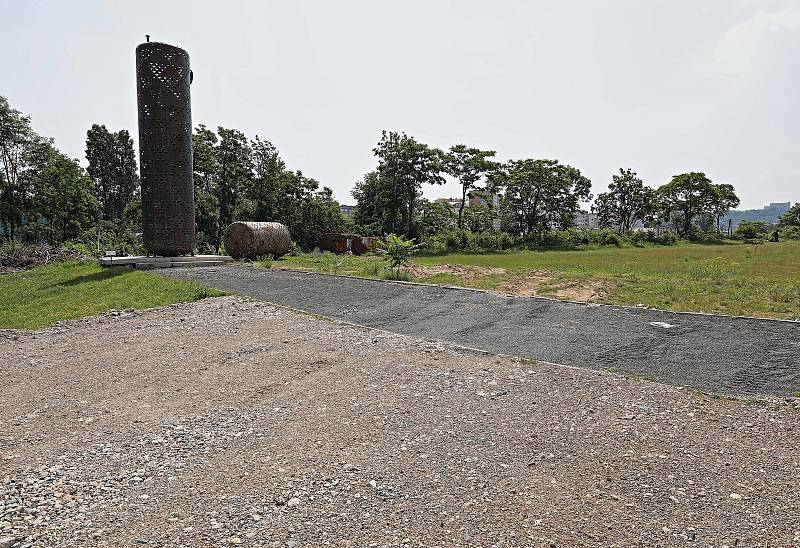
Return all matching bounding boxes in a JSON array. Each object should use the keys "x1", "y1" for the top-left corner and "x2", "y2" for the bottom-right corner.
[
  {"x1": 351, "y1": 131, "x2": 752, "y2": 240},
  {"x1": 2, "y1": 94, "x2": 797, "y2": 249}
]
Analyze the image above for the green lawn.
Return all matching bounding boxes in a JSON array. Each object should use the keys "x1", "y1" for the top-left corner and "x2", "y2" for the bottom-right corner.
[
  {"x1": 275, "y1": 241, "x2": 800, "y2": 320},
  {"x1": 0, "y1": 261, "x2": 225, "y2": 329}
]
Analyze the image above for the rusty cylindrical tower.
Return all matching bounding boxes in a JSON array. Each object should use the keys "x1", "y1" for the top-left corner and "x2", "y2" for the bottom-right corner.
[{"x1": 135, "y1": 41, "x2": 195, "y2": 256}]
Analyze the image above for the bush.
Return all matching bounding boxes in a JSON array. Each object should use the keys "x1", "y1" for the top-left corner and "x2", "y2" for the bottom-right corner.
[
  {"x1": 67, "y1": 221, "x2": 143, "y2": 257},
  {"x1": 654, "y1": 230, "x2": 678, "y2": 245},
  {"x1": 623, "y1": 229, "x2": 679, "y2": 247},
  {"x1": 523, "y1": 228, "x2": 620, "y2": 250},
  {"x1": 734, "y1": 220, "x2": 770, "y2": 240},
  {"x1": 376, "y1": 234, "x2": 419, "y2": 267},
  {"x1": 420, "y1": 229, "x2": 516, "y2": 254},
  {"x1": 778, "y1": 225, "x2": 800, "y2": 240},
  {"x1": 588, "y1": 228, "x2": 622, "y2": 247}
]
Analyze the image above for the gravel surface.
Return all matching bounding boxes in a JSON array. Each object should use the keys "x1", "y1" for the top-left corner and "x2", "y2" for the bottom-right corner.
[
  {"x1": 2, "y1": 296, "x2": 799, "y2": 547},
  {"x1": 162, "y1": 266, "x2": 800, "y2": 397}
]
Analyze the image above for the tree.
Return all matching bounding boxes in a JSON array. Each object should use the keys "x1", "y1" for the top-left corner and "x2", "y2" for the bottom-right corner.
[
  {"x1": 490, "y1": 159, "x2": 591, "y2": 236},
  {"x1": 657, "y1": 172, "x2": 716, "y2": 238},
  {"x1": 416, "y1": 199, "x2": 455, "y2": 238},
  {"x1": 708, "y1": 183, "x2": 740, "y2": 234},
  {"x1": 778, "y1": 202, "x2": 800, "y2": 228},
  {"x1": 443, "y1": 145, "x2": 497, "y2": 228},
  {"x1": 463, "y1": 204, "x2": 496, "y2": 233},
  {"x1": 247, "y1": 136, "x2": 286, "y2": 222},
  {"x1": 277, "y1": 170, "x2": 347, "y2": 249},
  {"x1": 373, "y1": 131, "x2": 445, "y2": 237},
  {"x1": 593, "y1": 168, "x2": 658, "y2": 234},
  {"x1": 85, "y1": 124, "x2": 139, "y2": 225},
  {"x1": 0, "y1": 95, "x2": 42, "y2": 240},
  {"x1": 192, "y1": 125, "x2": 221, "y2": 251},
  {"x1": 352, "y1": 170, "x2": 390, "y2": 235},
  {"x1": 213, "y1": 127, "x2": 252, "y2": 252},
  {"x1": 31, "y1": 148, "x2": 98, "y2": 244}
]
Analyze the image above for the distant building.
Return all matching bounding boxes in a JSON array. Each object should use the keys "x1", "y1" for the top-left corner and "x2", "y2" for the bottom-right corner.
[
  {"x1": 340, "y1": 204, "x2": 356, "y2": 216},
  {"x1": 575, "y1": 211, "x2": 599, "y2": 229},
  {"x1": 468, "y1": 190, "x2": 500, "y2": 208},
  {"x1": 721, "y1": 202, "x2": 790, "y2": 229}
]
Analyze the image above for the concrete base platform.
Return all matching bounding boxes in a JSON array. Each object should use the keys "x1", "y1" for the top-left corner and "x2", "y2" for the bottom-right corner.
[{"x1": 98, "y1": 255, "x2": 233, "y2": 269}]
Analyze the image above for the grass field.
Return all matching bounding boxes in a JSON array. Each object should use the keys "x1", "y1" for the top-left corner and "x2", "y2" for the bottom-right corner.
[
  {"x1": 275, "y1": 241, "x2": 800, "y2": 320},
  {"x1": 0, "y1": 261, "x2": 225, "y2": 329}
]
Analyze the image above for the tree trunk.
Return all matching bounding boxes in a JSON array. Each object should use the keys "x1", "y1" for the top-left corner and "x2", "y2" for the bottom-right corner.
[{"x1": 458, "y1": 185, "x2": 467, "y2": 229}]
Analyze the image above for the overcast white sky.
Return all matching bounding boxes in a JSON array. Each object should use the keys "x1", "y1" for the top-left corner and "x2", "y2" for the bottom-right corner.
[{"x1": 2, "y1": 0, "x2": 798, "y2": 209}]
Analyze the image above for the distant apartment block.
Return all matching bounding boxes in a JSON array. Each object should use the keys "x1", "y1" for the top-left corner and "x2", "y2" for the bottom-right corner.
[
  {"x1": 575, "y1": 211, "x2": 599, "y2": 229},
  {"x1": 339, "y1": 204, "x2": 356, "y2": 216}
]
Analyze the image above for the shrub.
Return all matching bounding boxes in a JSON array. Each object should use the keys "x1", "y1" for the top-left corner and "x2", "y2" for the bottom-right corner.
[
  {"x1": 588, "y1": 228, "x2": 621, "y2": 247},
  {"x1": 376, "y1": 234, "x2": 419, "y2": 267},
  {"x1": 420, "y1": 229, "x2": 515, "y2": 254},
  {"x1": 654, "y1": 231, "x2": 678, "y2": 245},
  {"x1": 734, "y1": 220, "x2": 770, "y2": 240},
  {"x1": 778, "y1": 225, "x2": 800, "y2": 240}
]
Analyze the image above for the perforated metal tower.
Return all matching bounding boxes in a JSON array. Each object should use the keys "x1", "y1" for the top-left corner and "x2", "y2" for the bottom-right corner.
[{"x1": 135, "y1": 41, "x2": 195, "y2": 256}]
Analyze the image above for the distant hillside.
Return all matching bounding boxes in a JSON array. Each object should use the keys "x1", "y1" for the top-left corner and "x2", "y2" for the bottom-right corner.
[{"x1": 721, "y1": 202, "x2": 791, "y2": 228}]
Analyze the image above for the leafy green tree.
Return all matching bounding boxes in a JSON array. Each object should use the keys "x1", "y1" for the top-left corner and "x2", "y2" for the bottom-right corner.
[
  {"x1": 31, "y1": 148, "x2": 98, "y2": 244},
  {"x1": 214, "y1": 127, "x2": 252, "y2": 252},
  {"x1": 657, "y1": 172, "x2": 716, "y2": 238},
  {"x1": 778, "y1": 202, "x2": 800, "y2": 228},
  {"x1": 462, "y1": 204, "x2": 496, "y2": 233},
  {"x1": 245, "y1": 136, "x2": 286, "y2": 222},
  {"x1": 373, "y1": 131, "x2": 445, "y2": 237},
  {"x1": 85, "y1": 124, "x2": 139, "y2": 225},
  {"x1": 278, "y1": 170, "x2": 347, "y2": 249},
  {"x1": 416, "y1": 199, "x2": 455, "y2": 238},
  {"x1": 444, "y1": 145, "x2": 497, "y2": 228},
  {"x1": 490, "y1": 159, "x2": 592, "y2": 235},
  {"x1": 352, "y1": 170, "x2": 389, "y2": 235},
  {"x1": 0, "y1": 95, "x2": 43, "y2": 240},
  {"x1": 708, "y1": 183, "x2": 740, "y2": 233},
  {"x1": 593, "y1": 168, "x2": 658, "y2": 234},
  {"x1": 192, "y1": 125, "x2": 221, "y2": 251}
]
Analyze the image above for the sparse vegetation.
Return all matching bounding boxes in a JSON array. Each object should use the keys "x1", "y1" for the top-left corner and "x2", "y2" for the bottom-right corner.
[{"x1": 274, "y1": 241, "x2": 800, "y2": 319}]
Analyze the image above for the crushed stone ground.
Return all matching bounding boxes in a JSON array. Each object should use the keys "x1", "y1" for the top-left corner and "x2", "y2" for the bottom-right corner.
[{"x1": 1, "y1": 296, "x2": 799, "y2": 547}]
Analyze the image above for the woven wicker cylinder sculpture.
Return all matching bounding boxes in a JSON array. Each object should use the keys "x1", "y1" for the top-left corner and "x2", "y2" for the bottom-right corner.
[
  {"x1": 224, "y1": 222, "x2": 292, "y2": 259},
  {"x1": 136, "y1": 41, "x2": 195, "y2": 256}
]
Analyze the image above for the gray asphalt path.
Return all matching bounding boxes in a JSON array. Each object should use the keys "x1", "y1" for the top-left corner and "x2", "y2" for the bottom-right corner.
[{"x1": 163, "y1": 265, "x2": 800, "y2": 396}]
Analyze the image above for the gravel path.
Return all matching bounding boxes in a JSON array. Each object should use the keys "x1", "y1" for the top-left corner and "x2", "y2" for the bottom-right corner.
[
  {"x1": 1, "y1": 296, "x2": 799, "y2": 546},
  {"x1": 162, "y1": 266, "x2": 800, "y2": 397}
]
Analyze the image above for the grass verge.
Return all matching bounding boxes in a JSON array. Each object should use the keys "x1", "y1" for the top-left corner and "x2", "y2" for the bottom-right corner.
[
  {"x1": 275, "y1": 242, "x2": 800, "y2": 320},
  {"x1": 0, "y1": 261, "x2": 225, "y2": 329}
]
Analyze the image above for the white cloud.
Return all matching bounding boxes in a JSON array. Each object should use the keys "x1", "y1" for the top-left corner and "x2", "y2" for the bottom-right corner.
[{"x1": 714, "y1": 9, "x2": 800, "y2": 74}]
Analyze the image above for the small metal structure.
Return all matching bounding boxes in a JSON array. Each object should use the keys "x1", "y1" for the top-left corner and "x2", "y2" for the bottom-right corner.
[
  {"x1": 223, "y1": 221, "x2": 292, "y2": 259},
  {"x1": 136, "y1": 40, "x2": 195, "y2": 256},
  {"x1": 320, "y1": 233, "x2": 379, "y2": 255}
]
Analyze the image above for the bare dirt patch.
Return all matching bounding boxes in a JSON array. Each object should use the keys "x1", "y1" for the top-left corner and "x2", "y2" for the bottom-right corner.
[
  {"x1": 403, "y1": 263, "x2": 506, "y2": 280},
  {"x1": 498, "y1": 270, "x2": 613, "y2": 301},
  {"x1": 0, "y1": 244, "x2": 81, "y2": 273},
  {"x1": 1, "y1": 296, "x2": 798, "y2": 546}
]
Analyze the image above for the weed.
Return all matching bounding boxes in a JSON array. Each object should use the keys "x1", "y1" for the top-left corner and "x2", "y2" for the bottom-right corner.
[{"x1": 383, "y1": 268, "x2": 412, "y2": 282}]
